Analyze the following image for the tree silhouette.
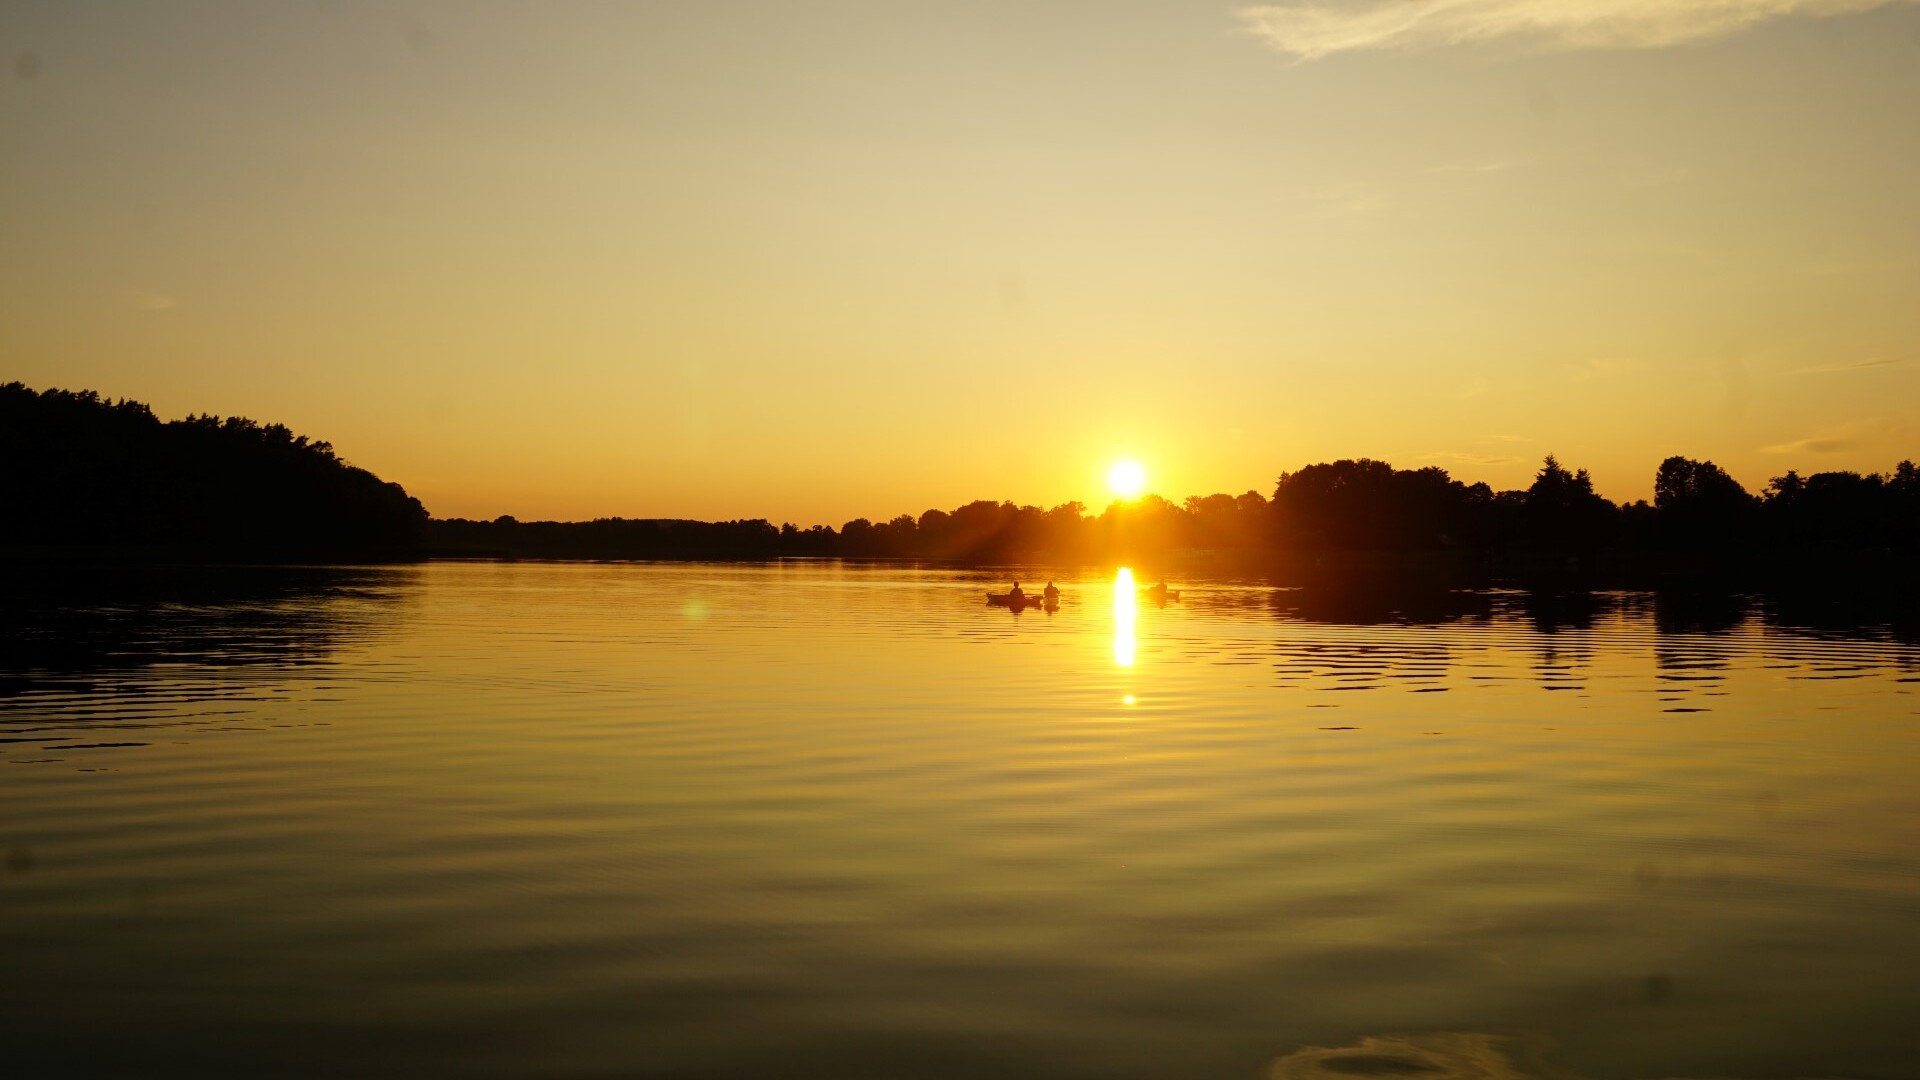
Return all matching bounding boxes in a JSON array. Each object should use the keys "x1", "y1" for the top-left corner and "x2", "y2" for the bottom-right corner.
[
  {"x1": 2, "y1": 382, "x2": 426, "y2": 558},
  {"x1": 1524, "y1": 454, "x2": 1615, "y2": 551},
  {"x1": 1652, "y1": 456, "x2": 1755, "y2": 549}
]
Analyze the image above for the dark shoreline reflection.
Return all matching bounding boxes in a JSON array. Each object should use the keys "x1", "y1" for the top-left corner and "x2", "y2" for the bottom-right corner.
[
  {"x1": 1268, "y1": 584, "x2": 1497, "y2": 626},
  {"x1": 1246, "y1": 578, "x2": 1919, "y2": 644},
  {"x1": 1762, "y1": 587, "x2": 1920, "y2": 644},
  {"x1": 0, "y1": 562, "x2": 413, "y2": 690},
  {"x1": 1247, "y1": 581, "x2": 1920, "y2": 698}
]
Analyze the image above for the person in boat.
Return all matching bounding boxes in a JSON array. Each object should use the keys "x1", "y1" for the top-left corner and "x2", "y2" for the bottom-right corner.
[
  {"x1": 1043, "y1": 581, "x2": 1059, "y2": 602},
  {"x1": 1147, "y1": 580, "x2": 1168, "y2": 598},
  {"x1": 1008, "y1": 581, "x2": 1025, "y2": 602}
]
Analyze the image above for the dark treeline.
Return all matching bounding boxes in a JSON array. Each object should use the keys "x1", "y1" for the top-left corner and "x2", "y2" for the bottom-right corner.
[
  {"x1": 9, "y1": 382, "x2": 1914, "y2": 581},
  {"x1": 1265, "y1": 454, "x2": 1914, "y2": 560},
  {"x1": 434, "y1": 453, "x2": 1919, "y2": 585},
  {"x1": 2, "y1": 383, "x2": 427, "y2": 559},
  {"x1": 432, "y1": 497, "x2": 1260, "y2": 563},
  {"x1": 430, "y1": 516, "x2": 796, "y2": 560}
]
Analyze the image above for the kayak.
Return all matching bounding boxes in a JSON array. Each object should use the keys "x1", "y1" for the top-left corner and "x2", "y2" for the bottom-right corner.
[
  {"x1": 988, "y1": 592, "x2": 1058, "y2": 609},
  {"x1": 1140, "y1": 587, "x2": 1181, "y2": 602}
]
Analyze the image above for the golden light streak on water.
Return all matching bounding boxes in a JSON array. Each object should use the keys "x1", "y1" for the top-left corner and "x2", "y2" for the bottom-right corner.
[{"x1": 1113, "y1": 566, "x2": 1137, "y2": 668}]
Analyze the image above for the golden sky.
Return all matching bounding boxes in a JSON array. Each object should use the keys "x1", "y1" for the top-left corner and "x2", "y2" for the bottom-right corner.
[{"x1": 3, "y1": 1, "x2": 1917, "y2": 523}]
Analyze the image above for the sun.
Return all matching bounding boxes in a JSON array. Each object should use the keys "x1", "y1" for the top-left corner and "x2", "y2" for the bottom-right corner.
[{"x1": 1107, "y1": 459, "x2": 1147, "y2": 500}]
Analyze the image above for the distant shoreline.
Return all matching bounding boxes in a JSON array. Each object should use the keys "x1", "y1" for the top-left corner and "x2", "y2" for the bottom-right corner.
[
  {"x1": 9, "y1": 545, "x2": 1915, "y2": 596},
  {"x1": 10, "y1": 384, "x2": 1916, "y2": 577}
]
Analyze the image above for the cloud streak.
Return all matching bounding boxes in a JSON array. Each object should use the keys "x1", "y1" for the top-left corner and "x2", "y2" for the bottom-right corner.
[
  {"x1": 1423, "y1": 451, "x2": 1524, "y2": 467},
  {"x1": 1759, "y1": 415, "x2": 1907, "y2": 456},
  {"x1": 1238, "y1": 0, "x2": 1917, "y2": 61},
  {"x1": 1785, "y1": 356, "x2": 1915, "y2": 376},
  {"x1": 1760, "y1": 436, "x2": 1857, "y2": 455}
]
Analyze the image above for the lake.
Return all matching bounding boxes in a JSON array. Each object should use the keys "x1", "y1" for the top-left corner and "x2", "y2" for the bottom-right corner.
[{"x1": 3, "y1": 561, "x2": 1918, "y2": 1079}]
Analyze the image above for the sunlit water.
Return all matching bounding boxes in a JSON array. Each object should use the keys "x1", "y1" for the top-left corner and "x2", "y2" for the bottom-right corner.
[{"x1": 3, "y1": 561, "x2": 1918, "y2": 1079}]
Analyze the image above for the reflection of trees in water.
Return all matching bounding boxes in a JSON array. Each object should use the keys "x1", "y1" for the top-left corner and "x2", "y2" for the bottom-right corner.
[
  {"x1": 1653, "y1": 590, "x2": 1754, "y2": 637},
  {"x1": 1256, "y1": 587, "x2": 1484, "y2": 691},
  {"x1": 1511, "y1": 589, "x2": 1610, "y2": 634},
  {"x1": 1642, "y1": 593, "x2": 1744, "y2": 717},
  {"x1": 1648, "y1": 593, "x2": 1749, "y2": 711},
  {"x1": 1256, "y1": 580, "x2": 1917, "y2": 645},
  {"x1": 1504, "y1": 592, "x2": 1607, "y2": 688},
  {"x1": 1251, "y1": 584, "x2": 1920, "y2": 694},
  {"x1": 1762, "y1": 588, "x2": 1920, "y2": 645},
  {"x1": 1270, "y1": 638, "x2": 1456, "y2": 692},
  {"x1": 1269, "y1": 584, "x2": 1494, "y2": 627},
  {"x1": 0, "y1": 563, "x2": 414, "y2": 686}
]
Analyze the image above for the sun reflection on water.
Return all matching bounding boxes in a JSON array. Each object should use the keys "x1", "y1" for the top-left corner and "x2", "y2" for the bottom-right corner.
[{"x1": 1113, "y1": 567, "x2": 1137, "y2": 668}]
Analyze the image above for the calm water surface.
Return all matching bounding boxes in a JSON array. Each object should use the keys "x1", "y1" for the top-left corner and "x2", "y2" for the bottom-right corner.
[{"x1": 3, "y1": 562, "x2": 1919, "y2": 1079}]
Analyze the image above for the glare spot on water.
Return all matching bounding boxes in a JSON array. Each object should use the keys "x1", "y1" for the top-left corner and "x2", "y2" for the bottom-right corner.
[
  {"x1": 1123, "y1": 695, "x2": 1136, "y2": 705},
  {"x1": 682, "y1": 599, "x2": 709, "y2": 621},
  {"x1": 1113, "y1": 567, "x2": 1137, "y2": 668}
]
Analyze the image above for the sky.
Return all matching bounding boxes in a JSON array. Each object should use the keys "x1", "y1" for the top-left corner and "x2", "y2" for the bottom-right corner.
[{"x1": 3, "y1": 0, "x2": 1917, "y2": 524}]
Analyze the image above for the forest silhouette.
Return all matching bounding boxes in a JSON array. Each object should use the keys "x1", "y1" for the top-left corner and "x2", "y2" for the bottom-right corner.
[
  {"x1": 7, "y1": 383, "x2": 1916, "y2": 582},
  {"x1": 3, "y1": 383, "x2": 426, "y2": 559},
  {"x1": 442, "y1": 453, "x2": 1919, "y2": 585}
]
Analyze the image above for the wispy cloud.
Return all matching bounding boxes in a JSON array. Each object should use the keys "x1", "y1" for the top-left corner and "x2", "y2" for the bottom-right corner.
[
  {"x1": 1759, "y1": 416, "x2": 1907, "y2": 455},
  {"x1": 1237, "y1": 0, "x2": 1917, "y2": 61},
  {"x1": 1423, "y1": 451, "x2": 1524, "y2": 468},
  {"x1": 1760, "y1": 435, "x2": 1858, "y2": 455},
  {"x1": 1785, "y1": 356, "x2": 1915, "y2": 376}
]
